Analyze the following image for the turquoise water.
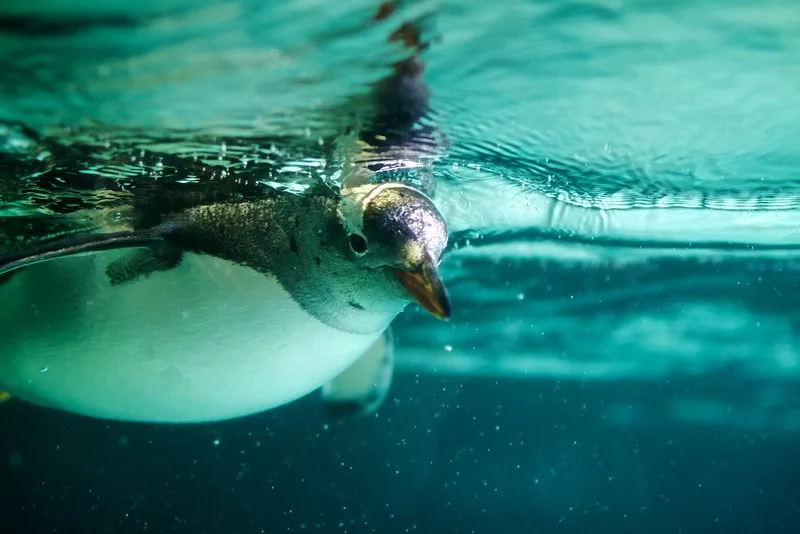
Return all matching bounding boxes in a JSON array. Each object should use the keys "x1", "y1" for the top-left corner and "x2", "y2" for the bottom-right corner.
[{"x1": 2, "y1": 0, "x2": 800, "y2": 532}]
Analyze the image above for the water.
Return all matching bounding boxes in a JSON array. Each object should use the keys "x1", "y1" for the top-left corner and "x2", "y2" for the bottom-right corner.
[{"x1": 1, "y1": 0, "x2": 799, "y2": 532}]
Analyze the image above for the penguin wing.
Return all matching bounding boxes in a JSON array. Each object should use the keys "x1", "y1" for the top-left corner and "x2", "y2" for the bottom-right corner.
[
  {"x1": 320, "y1": 327, "x2": 395, "y2": 419},
  {"x1": 0, "y1": 228, "x2": 180, "y2": 283}
]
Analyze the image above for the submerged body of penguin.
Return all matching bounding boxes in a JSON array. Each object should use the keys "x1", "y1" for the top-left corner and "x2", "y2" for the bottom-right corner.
[
  {"x1": 0, "y1": 181, "x2": 449, "y2": 422},
  {"x1": 0, "y1": 1, "x2": 448, "y2": 423}
]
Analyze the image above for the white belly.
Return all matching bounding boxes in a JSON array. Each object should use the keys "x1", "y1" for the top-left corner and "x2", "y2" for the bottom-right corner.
[{"x1": 0, "y1": 251, "x2": 391, "y2": 423}]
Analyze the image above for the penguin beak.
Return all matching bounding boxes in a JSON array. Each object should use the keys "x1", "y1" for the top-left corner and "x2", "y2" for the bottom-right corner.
[{"x1": 393, "y1": 255, "x2": 451, "y2": 320}]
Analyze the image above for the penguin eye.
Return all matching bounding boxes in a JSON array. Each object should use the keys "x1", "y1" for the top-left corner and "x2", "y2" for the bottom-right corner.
[{"x1": 348, "y1": 233, "x2": 368, "y2": 255}]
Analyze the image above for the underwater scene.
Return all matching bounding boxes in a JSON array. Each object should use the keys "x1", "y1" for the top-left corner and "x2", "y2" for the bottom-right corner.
[{"x1": 1, "y1": 0, "x2": 799, "y2": 532}]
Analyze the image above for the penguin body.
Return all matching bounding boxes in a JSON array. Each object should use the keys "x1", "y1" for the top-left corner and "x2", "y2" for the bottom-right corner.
[
  {"x1": 0, "y1": 183, "x2": 449, "y2": 423},
  {"x1": 0, "y1": 251, "x2": 384, "y2": 423}
]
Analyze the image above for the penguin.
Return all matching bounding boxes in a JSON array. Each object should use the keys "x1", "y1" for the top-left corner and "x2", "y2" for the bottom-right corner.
[
  {"x1": 0, "y1": 1, "x2": 447, "y2": 423},
  {"x1": 0, "y1": 177, "x2": 448, "y2": 423}
]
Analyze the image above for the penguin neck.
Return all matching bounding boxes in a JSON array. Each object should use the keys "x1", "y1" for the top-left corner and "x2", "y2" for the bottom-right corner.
[
  {"x1": 278, "y1": 196, "x2": 412, "y2": 335},
  {"x1": 178, "y1": 193, "x2": 409, "y2": 335}
]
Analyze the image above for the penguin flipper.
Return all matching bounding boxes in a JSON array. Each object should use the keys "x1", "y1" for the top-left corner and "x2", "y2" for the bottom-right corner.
[
  {"x1": 0, "y1": 228, "x2": 174, "y2": 278},
  {"x1": 320, "y1": 327, "x2": 395, "y2": 419},
  {"x1": 105, "y1": 244, "x2": 183, "y2": 285}
]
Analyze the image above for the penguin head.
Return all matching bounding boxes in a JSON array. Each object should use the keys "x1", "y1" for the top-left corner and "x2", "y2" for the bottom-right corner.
[{"x1": 337, "y1": 182, "x2": 451, "y2": 319}]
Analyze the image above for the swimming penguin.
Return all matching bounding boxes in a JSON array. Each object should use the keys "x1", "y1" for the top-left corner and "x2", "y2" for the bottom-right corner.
[
  {"x1": 0, "y1": 178, "x2": 448, "y2": 423},
  {"x1": 0, "y1": 1, "x2": 446, "y2": 423}
]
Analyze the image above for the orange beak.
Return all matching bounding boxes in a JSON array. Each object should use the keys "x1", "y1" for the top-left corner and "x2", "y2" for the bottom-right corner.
[{"x1": 393, "y1": 256, "x2": 451, "y2": 320}]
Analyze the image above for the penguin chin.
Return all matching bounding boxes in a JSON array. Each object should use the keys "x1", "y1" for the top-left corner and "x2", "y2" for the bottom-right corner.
[{"x1": 338, "y1": 265, "x2": 413, "y2": 317}]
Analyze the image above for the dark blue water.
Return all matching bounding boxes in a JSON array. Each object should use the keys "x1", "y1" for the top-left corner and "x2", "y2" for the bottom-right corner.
[
  {"x1": 3, "y1": 376, "x2": 799, "y2": 534},
  {"x1": 2, "y1": 0, "x2": 800, "y2": 532}
]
